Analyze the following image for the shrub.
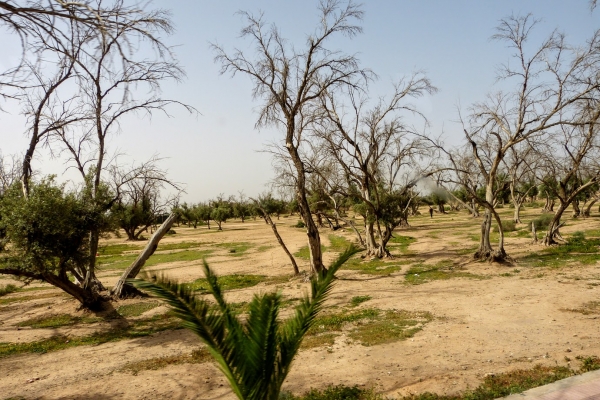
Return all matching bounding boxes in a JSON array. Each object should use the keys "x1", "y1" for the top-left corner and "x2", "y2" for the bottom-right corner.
[
  {"x1": 293, "y1": 220, "x2": 305, "y2": 228},
  {"x1": 501, "y1": 220, "x2": 516, "y2": 232},
  {"x1": 532, "y1": 214, "x2": 555, "y2": 231},
  {"x1": 0, "y1": 284, "x2": 19, "y2": 297}
]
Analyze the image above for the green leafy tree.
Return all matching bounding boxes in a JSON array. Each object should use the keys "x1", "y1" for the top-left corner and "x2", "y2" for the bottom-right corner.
[
  {"x1": 132, "y1": 247, "x2": 358, "y2": 400},
  {"x1": 0, "y1": 179, "x2": 110, "y2": 309}
]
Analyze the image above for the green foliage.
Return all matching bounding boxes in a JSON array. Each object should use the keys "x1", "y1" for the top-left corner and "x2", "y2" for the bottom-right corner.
[
  {"x1": 132, "y1": 247, "x2": 358, "y2": 400},
  {"x1": 0, "y1": 180, "x2": 94, "y2": 277},
  {"x1": 328, "y1": 235, "x2": 351, "y2": 252},
  {"x1": 577, "y1": 355, "x2": 600, "y2": 372},
  {"x1": 112, "y1": 194, "x2": 155, "y2": 240},
  {"x1": 501, "y1": 220, "x2": 516, "y2": 232},
  {"x1": 532, "y1": 213, "x2": 555, "y2": 231},
  {"x1": 0, "y1": 284, "x2": 19, "y2": 296},
  {"x1": 293, "y1": 220, "x2": 306, "y2": 228}
]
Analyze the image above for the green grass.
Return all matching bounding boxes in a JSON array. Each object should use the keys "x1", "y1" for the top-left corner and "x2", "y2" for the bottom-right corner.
[
  {"x1": 306, "y1": 308, "x2": 432, "y2": 347},
  {"x1": 328, "y1": 235, "x2": 352, "y2": 252},
  {"x1": 343, "y1": 256, "x2": 410, "y2": 276},
  {"x1": 388, "y1": 235, "x2": 416, "y2": 254},
  {"x1": 285, "y1": 360, "x2": 600, "y2": 399},
  {"x1": 16, "y1": 302, "x2": 161, "y2": 328},
  {"x1": 0, "y1": 284, "x2": 19, "y2": 297},
  {"x1": 0, "y1": 313, "x2": 180, "y2": 358},
  {"x1": 97, "y1": 243, "x2": 143, "y2": 256},
  {"x1": 186, "y1": 274, "x2": 290, "y2": 292},
  {"x1": 120, "y1": 347, "x2": 211, "y2": 375},
  {"x1": 257, "y1": 245, "x2": 274, "y2": 252},
  {"x1": 405, "y1": 260, "x2": 484, "y2": 285},
  {"x1": 116, "y1": 302, "x2": 161, "y2": 317},
  {"x1": 17, "y1": 314, "x2": 100, "y2": 329},
  {"x1": 281, "y1": 385, "x2": 380, "y2": 400},
  {"x1": 214, "y1": 242, "x2": 253, "y2": 256},
  {"x1": 520, "y1": 231, "x2": 600, "y2": 268},
  {"x1": 295, "y1": 245, "x2": 325, "y2": 260},
  {"x1": 97, "y1": 249, "x2": 214, "y2": 270},
  {"x1": 348, "y1": 309, "x2": 433, "y2": 346},
  {"x1": 349, "y1": 295, "x2": 372, "y2": 307}
]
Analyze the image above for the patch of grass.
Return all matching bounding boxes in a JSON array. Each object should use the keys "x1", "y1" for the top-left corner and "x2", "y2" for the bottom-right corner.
[
  {"x1": 186, "y1": 274, "x2": 289, "y2": 292},
  {"x1": 515, "y1": 229, "x2": 532, "y2": 238},
  {"x1": 348, "y1": 309, "x2": 433, "y2": 346},
  {"x1": 146, "y1": 249, "x2": 215, "y2": 266},
  {"x1": 293, "y1": 220, "x2": 305, "y2": 228},
  {"x1": 157, "y1": 242, "x2": 203, "y2": 251},
  {"x1": 532, "y1": 213, "x2": 555, "y2": 231},
  {"x1": 328, "y1": 234, "x2": 352, "y2": 252},
  {"x1": 257, "y1": 245, "x2": 273, "y2": 252},
  {"x1": 300, "y1": 333, "x2": 337, "y2": 349},
  {"x1": 307, "y1": 308, "x2": 432, "y2": 347},
  {"x1": 520, "y1": 231, "x2": 600, "y2": 268},
  {"x1": 116, "y1": 302, "x2": 161, "y2": 317},
  {"x1": 98, "y1": 249, "x2": 215, "y2": 270},
  {"x1": 402, "y1": 365, "x2": 574, "y2": 399},
  {"x1": 120, "y1": 347, "x2": 211, "y2": 375},
  {"x1": 405, "y1": 260, "x2": 483, "y2": 285},
  {"x1": 294, "y1": 245, "x2": 325, "y2": 260},
  {"x1": 562, "y1": 301, "x2": 600, "y2": 315},
  {"x1": 282, "y1": 385, "x2": 381, "y2": 400},
  {"x1": 577, "y1": 355, "x2": 600, "y2": 372},
  {"x1": 349, "y1": 295, "x2": 372, "y2": 307},
  {"x1": 0, "y1": 313, "x2": 180, "y2": 358},
  {"x1": 0, "y1": 284, "x2": 19, "y2": 297},
  {"x1": 343, "y1": 256, "x2": 409, "y2": 276},
  {"x1": 388, "y1": 235, "x2": 416, "y2": 254},
  {"x1": 456, "y1": 246, "x2": 478, "y2": 256},
  {"x1": 97, "y1": 243, "x2": 143, "y2": 256},
  {"x1": 501, "y1": 220, "x2": 517, "y2": 232},
  {"x1": 214, "y1": 242, "x2": 253, "y2": 256},
  {"x1": 17, "y1": 314, "x2": 100, "y2": 329}
]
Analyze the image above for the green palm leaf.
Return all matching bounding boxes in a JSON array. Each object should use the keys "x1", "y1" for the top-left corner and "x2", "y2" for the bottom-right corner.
[{"x1": 131, "y1": 246, "x2": 358, "y2": 400}]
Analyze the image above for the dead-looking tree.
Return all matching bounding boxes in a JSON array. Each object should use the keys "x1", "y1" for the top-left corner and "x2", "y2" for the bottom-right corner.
[
  {"x1": 532, "y1": 107, "x2": 600, "y2": 245},
  {"x1": 443, "y1": 15, "x2": 600, "y2": 262},
  {"x1": 316, "y1": 74, "x2": 437, "y2": 257},
  {"x1": 212, "y1": 0, "x2": 370, "y2": 274}
]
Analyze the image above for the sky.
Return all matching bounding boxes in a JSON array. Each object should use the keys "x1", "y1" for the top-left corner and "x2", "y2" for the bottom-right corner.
[{"x1": 1, "y1": 1, "x2": 599, "y2": 202}]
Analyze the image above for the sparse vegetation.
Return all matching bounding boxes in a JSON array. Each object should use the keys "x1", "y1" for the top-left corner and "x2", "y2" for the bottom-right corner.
[
  {"x1": 0, "y1": 284, "x2": 19, "y2": 297},
  {"x1": 405, "y1": 260, "x2": 483, "y2": 285}
]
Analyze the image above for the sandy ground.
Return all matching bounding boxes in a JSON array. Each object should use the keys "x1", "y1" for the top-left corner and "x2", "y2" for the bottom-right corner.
[{"x1": 1, "y1": 209, "x2": 599, "y2": 399}]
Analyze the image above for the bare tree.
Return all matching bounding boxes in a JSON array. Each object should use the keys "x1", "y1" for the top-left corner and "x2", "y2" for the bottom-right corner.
[
  {"x1": 532, "y1": 106, "x2": 600, "y2": 244},
  {"x1": 212, "y1": 0, "x2": 371, "y2": 275},
  {"x1": 442, "y1": 15, "x2": 600, "y2": 262},
  {"x1": 315, "y1": 74, "x2": 437, "y2": 257}
]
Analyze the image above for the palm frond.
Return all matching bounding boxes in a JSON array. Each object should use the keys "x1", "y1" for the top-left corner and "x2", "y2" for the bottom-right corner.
[{"x1": 131, "y1": 245, "x2": 359, "y2": 400}]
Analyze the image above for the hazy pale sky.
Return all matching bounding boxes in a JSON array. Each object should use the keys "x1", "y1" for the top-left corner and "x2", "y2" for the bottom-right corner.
[{"x1": 1, "y1": 1, "x2": 598, "y2": 202}]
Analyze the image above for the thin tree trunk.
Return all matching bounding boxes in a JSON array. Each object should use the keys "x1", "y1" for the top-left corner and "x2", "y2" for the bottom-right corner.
[
  {"x1": 532, "y1": 221, "x2": 538, "y2": 243},
  {"x1": 263, "y1": 213, "x2": 299, "y2": 275},
  {"x1": 111, "y1": 213, "x2": 178, "y2": 298}
]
